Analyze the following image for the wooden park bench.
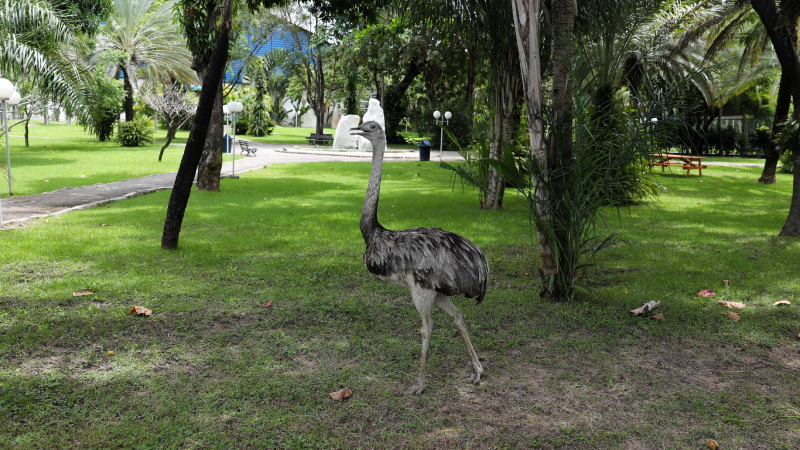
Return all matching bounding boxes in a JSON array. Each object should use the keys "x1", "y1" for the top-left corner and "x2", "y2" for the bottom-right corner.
[
  {"x1": 648, "y1": 153, "x2": 708, "y2": 176},
  {"x1": 239, "y1": 139, "x2": 257, "y2": 157},
  {"x1": 305, "y1": 133, "x2": 333, "y2": 145}
]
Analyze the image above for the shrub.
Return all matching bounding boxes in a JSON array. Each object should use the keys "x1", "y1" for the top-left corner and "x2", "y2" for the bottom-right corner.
[
  {"x1": 248, "y1": 115, "x2": 273, "y2": 136},
  {"x1": 235, "y1": 119, "x2": 249, "y2": 135},
  {"x1": 777, "y1": 119, "x2": 799, "y2": 174},
  {"x1": 116, "y1": 116, "x2": 154, "y2": 147}
]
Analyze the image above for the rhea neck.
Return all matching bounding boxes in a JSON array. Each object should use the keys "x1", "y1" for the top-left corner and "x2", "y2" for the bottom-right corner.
[{"x1": 361, "y1": 134, "x2": 386, "y2": 244}]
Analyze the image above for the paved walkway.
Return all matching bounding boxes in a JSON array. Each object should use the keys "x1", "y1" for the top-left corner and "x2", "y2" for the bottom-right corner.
[{"x1": 0, "y1": 142, "x2": 463, "y2": 226}]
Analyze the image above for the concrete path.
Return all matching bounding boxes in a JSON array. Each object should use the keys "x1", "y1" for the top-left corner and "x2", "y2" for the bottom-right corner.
[{"x1": 0, "y1": 142, "x2": 463, "y2": 226}]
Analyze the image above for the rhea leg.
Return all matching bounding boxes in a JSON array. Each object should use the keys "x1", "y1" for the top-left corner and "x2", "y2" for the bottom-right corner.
[
  {"x1": 404, "y1": 286, "x2": 435, "y2": 396},
  {"x1": 434, "y1": 294, "x2": 483, "y2": 385}
]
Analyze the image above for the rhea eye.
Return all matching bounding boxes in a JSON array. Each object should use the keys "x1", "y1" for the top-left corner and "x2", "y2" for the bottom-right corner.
[{"x1": 370, "y1": 125, "x2": 375, "y2": 129}]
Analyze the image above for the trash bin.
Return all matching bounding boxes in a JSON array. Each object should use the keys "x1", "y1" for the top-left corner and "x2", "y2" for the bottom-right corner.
[
  {"x1": 418, "y1": 139, "x2": 432, "y2": 161},
  {"x1": 223, "y1": 133, "x2": 233, "y2": 154}
]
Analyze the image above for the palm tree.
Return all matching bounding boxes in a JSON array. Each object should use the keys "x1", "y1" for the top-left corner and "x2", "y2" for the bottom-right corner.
[
  {"x1": 0, "y1": 0, "x2": 83, "y2": 110},
  {"x1": 95, "y1": 0, "x2": 195, "y2": 121}
]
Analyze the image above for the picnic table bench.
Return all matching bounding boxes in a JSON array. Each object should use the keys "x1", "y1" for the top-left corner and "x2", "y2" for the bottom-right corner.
[
  {"x1": 239, "y1": 139, "x2": 257, "y2": 157},
  {"x1": 306, "y1": 133, "x2": 333, "y2": 145},
  {"x1": 648, "y1": 153, "x2": 708, "y2": 176}
]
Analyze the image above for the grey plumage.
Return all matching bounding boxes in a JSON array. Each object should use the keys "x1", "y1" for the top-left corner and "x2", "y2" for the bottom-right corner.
[{"x1": 351, "y1": 121, "x2": 487, "y2": 395}]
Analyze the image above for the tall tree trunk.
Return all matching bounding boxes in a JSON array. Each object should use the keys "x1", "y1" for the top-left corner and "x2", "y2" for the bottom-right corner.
[
  {"x1": 549, "y1": 0, "x2": 577, "y2": 298},
  {"x1": 750, "y1": 0, "x2": 800, "y2": 236},
  {"x1": 511, "y1": 0, "x2": 557, "y2": 296},
  {"x1": 121, "y1": 66, "x2": 134, "y2": 122},
  {"x1": 161, "y1": 0, "x2": 232, "y2": 250},
  {"x1": 759, "y1": 72, "x2": 791, "y2": 183},
  {"x1": 24, "y1": 117, "x2": 29, "y2": 147},
  {"x1": 196, "y1": 80, "x2": 224, "y2": 191}
]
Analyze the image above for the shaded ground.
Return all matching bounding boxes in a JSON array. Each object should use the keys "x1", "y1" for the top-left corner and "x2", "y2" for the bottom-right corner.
[{"x1": 1, "y1": 162, "x2": 799, "y2": 449}]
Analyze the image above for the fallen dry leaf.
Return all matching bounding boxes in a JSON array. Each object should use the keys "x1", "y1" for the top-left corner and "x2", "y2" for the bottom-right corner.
[
  {"x1": 722, "y1": 279, "x2": 730, "y2": 287},
  {"x1": 773, "y1": 300, "x2": 791, "y2": 306},
  {"x1": 263, "y1": 301, "x2": 273, "y2": 307},
  {"x1": 722, "y1": 311, "x2": 740, "y2": 321},
  {"x1": 44, "y1": 219, "x2": 49, "y2": 223},
  {"x1": 72, "y1": 289, "x2": 94, "y2": 297},
  {"x1": 697, "y1": 289, "x2": 716, "y2": 297},
  {"x1": 329, "y1": 387, "x2": 352, "y2": 400},
  {"x1": 651, "y1": 313, "x2": 665, "y2": 320},
  {"x1": 629, "y1": 300, "x2": 660, "y2": 316},
  {"x1": 707, "y1": 439, "x2": 719, "y2": 450},
  {"x1": 717, "y1": 301, "x2": 746, "y2": 309},
  {"x1": 107, "y1": 351, "x2": 114, "y2": 356},
  {"x1": 129, "y1": 305, "x2": 153, "y2": 316}
]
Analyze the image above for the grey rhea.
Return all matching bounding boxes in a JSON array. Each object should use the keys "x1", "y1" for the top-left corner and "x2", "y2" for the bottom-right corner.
[{"x1": 350, "y1": 121, "x2": 488, "y2": 395}]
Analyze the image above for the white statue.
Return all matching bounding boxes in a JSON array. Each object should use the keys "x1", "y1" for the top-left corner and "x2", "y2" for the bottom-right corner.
[
  {"x1": 360, "y1": 98, "x2": 386, "y2": 151},
  {"x1": 332, "y1": 115, "x2": 361, "y2": 149}
]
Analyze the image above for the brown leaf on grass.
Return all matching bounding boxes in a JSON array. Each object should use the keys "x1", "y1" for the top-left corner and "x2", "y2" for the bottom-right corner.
[
  {"x1": 707, "y1": 439, "x2": 719, "y2": 450},
  {"x1": 722, "y1": 279, "x2": 730, "y2": 287},
  {"x1": 651, "y1": 313, "x2": 665, "y2": 320},
  {"x1": 263, "y1": 301, "x2": 272, "y2": 307},
  {"x1": 329, "y1": 387, "x2": 352, "y2": 400},
  {"x1": 698, "y1": 289, "x2": 716, "y2": 297},
  {"x1": 717, "y1": 301, "x2": 745, "y2": 309},
  {"x1": 107, "y1": 351, "x2": 114, "y2": 356},
  {"x1": 773, "y1": 300, "x2": 791, "y2": 306},
  {"x1": 722, "y1": 311, "x2": 740, "y2": 321},
  {"x1": 72, "y1": 289, "x2": 94, "y2": 297},
  {"x1": 129, "y1": 305, "x2": 153, "y2": 316}
]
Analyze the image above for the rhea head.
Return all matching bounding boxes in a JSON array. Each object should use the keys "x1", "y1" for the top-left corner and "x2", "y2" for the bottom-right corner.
[{"x1": 350, "y1": 121, "x2": 385, "y2": 140}]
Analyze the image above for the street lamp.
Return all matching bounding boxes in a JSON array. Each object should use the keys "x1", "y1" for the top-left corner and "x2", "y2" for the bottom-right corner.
[
  {"x1": 0, "y1": 78, "x2": 15, "y2": 198},
  {"x1": 433, "y1": 110, "x2": 452, "y2": 161},
  {"x1": 226, "y1": 101, "x2": 243, "y2": 177}
]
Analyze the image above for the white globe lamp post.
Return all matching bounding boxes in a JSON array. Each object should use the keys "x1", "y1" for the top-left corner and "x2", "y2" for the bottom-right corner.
[
  {"x1": 433, "y1": 110, "x2": 452, "y2": 161},
  {"x1": 226, "y1": 101, "x2": 243, "y2": 177},
  {"x1": 0, "y1": 78, "x2": 14, "y2": 226}
]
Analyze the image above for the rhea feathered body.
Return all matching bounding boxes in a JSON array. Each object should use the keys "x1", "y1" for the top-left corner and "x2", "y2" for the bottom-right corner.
[{"x1": 351, "y1": 121, "x2": 488, "y2": 395}]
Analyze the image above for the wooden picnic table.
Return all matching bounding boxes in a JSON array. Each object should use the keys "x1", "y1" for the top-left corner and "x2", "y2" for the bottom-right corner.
[{"x1": 648, "y1": 153, "x2": 708, "y2": 176}]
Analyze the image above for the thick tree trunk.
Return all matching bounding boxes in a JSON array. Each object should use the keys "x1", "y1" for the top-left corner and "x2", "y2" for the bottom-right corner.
[
  {"x1": 122, "y1": 66, "x2": 134, "y2": 122},
  {"x1": 511, "y1": 0, "x2": 557, "y2": 296},
  {"x1": 196, "y1": 79, "x2": 224, "y2": 191},
  {"x1": 750, "y1": 0, "x2": 800, "y2": 235},
  {"x1": 161, "y1": 0, "x2": 232, "y2": 250},
  {"x1": 383, "y1": 60, "x2": 421, "y2": 144},
  {"x1": 759, "y1": 72, "x2": 791, "y2": 183}
]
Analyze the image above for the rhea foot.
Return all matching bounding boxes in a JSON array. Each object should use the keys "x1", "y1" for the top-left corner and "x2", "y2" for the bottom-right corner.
[
  {"x1": 462, "y1": 370, "x2": 482, "y2": 386},
  {"x1": 403, "y1": 383, "x2": 426, "y2": 396}
]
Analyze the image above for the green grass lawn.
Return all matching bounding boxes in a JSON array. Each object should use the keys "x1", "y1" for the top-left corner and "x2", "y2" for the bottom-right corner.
[
  {"x1": 2, "y1": 160, "x2": 799, "y2": 448},
  {"x1": 2, "y1": 121, "x2": 246, "y2": 198}
]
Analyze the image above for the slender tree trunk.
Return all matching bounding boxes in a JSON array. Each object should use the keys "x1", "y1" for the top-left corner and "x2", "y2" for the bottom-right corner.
[
  {"x1": 24, "y1": 117, "x2": 29, "y2": 147},
  {"x1": 759, "y1": 72, "x2": 791, "y2": 183},
  {"x1": 159, "y1": 126, "x2": 177, "y2": 162},
  {"x1": 122, "y1": 66, "x2": 134, "y2": 122},
  {"x1": 486, "y1": 52, "x2": 521, "y2": 210},
  {"x1": 161, "y1": 0, "x2": 232, "y2": 250},
  {"x1": 511, "y1": 0, "x2": 557, "y2": 296},
  {"x1": 196, "y1": 79, "x2": 224, "y2": 191},
  {"x1": 750, "y1": 0, "x2": 800, "y2": 235},
  {"x1": 487, "y1": 76, "x2": 504, "y2": 210},
  {"x1": 315, "y1": 51, "x2": 325, "y2": 136}
]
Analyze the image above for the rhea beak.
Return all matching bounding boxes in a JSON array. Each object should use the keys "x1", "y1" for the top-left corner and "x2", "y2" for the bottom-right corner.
[{"x1": 350, "y1": 126, "x2": 364, "y2": 136}]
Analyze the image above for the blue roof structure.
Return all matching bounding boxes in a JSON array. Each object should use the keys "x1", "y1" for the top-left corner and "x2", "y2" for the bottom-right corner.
[{"x1": 225, "y1": 25, "x2": 309, "y2": 84}]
